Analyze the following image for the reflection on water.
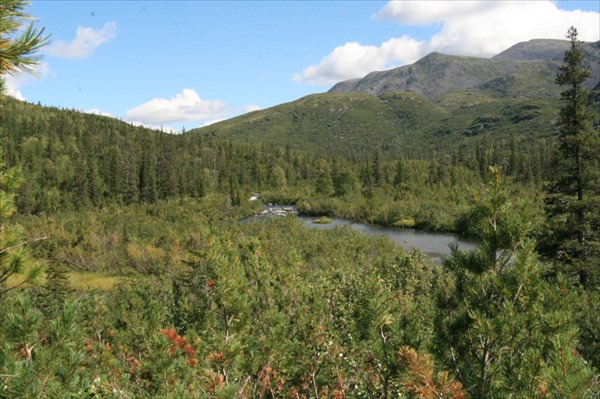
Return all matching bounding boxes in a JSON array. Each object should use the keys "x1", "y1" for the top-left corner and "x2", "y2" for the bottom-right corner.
[{"x1": 299, "y1": 216, "x2": 478, "y2": 262}]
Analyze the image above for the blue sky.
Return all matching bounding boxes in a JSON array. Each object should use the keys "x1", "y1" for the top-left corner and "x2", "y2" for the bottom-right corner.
[{"x1": 7, "y1": 0, "x2": 600, "y2": 131}]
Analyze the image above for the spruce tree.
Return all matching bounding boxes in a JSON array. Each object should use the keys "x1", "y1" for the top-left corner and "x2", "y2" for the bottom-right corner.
[
  {"x1": 372, "y1": 147, "x2": 384, "y2": 187},
  {"x1": 41, "y1": 243, "x2": 73, "y2": 315},
  {"x1": 541, "y1": 26, "x2": 600, "y2": 288}
]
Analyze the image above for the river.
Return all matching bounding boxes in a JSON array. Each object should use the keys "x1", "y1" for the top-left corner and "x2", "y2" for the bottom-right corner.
[
  {"x1": 251, "y1": 205, "x2": 479, "y2": 261},
  {"x1": 298, "y1": 216, "x2": 478, "y2": 262}
]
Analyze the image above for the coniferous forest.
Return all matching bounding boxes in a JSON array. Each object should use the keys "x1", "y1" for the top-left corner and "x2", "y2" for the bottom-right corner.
[{"x1": 1, "y1": 2, "x2": 599, "y2": 398}]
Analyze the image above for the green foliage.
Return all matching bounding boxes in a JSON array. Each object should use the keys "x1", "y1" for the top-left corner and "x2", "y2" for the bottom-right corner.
[
  {"x1": 537, "y1": 331, "x2": 595, "y2": 398},
  {"x1": 435, "y1": 168, "x2": 594, "y2": 398},
  {"x1": 0, "y1": 295, "x2": 88, "y2": 398},
  {"x1": 0, "y1": 0, "x2": 50, "y2": 94},
  {"x1": 312, "y1": 216, "x2": 331, "y2": 224},
  {"x1": 0, "y1": 154, "x2": 42, "y2": 298},
  {"x1": 541, "y1": 27, "x2": 600, "y2": 289},
  {"x1": 1, "y1": 213, "x2": 441, "y2": 398},
  {"x1": 16, "y1": 196, "x2": 260, "y2": 276},
  {"x1": 575, "y1": 287, "x2": 600, "y2": 373}
]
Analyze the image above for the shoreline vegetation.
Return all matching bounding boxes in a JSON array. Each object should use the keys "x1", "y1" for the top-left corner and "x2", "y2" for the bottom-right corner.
[{"x1": 312, "y1": 216, "x2": 332, "y2": 224}]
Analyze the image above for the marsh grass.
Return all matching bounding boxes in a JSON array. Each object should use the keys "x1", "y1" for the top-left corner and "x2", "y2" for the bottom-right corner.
[{"x1": 6, "y1": 270, "x2": 121, "y2": 292}]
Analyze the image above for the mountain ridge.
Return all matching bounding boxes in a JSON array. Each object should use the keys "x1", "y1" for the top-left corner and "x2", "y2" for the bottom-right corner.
[
  {"x1": 328, "y1": 39, "x2": 600, "y2": 98},
  {"x1": 190, "y1": 38, "x2": 599, "y2": 160}
]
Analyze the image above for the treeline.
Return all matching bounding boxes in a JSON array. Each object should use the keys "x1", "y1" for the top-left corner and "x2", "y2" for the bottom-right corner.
[
  {"x1": 0, "y1": 98, "x2": 322, "y2": 212},
  {"x1": 2, "y1": 97, "x2": 548, "y2": 232}
]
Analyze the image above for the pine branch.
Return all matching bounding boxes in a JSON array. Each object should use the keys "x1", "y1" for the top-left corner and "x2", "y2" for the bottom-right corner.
[
  {"x1": 0, "y1": 235, "x2": 49, "y2": 254},
  {"x1": 1, "y1": 271, "x2": 37, "y2": 294}
]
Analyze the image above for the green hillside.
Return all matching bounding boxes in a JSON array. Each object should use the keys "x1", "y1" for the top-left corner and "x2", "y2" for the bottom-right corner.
[
  {"x1": 0, "y1": 97, "x2": 334, "y2": 214},
  {"x1": 192, "y1": 39, "x2": 599, "y2": 160},
  {"x1": 193, "y1": 91, "x2": 561, "y2": 160}
]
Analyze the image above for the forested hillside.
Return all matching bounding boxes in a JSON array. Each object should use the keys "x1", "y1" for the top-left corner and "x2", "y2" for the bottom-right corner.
[
  {"x1": 1, "y1": 97, "x2": 324, "y2": 212},
  {"x1": 194, "y1": 91, "x2": 565, "y2": 164},
  {"x1": 4, "y1": 95, "x2": 539, "y2": 231}
]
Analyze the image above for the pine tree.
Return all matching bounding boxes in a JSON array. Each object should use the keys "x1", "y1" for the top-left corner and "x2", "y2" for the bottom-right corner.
[
  {"x1": 0, "y1": 295, "x2": 88, "y2": 397},
  {"x1": 0, "y1": 0, "x2": 50, "y2": 94},
  {"x1": 435, "y1": 167, "x2": 593, "y2": 398},
  {"x1": 393, "y1": 159, "x2": 404, "y2": 188},
  {"x1": 0, "y1": 155, "x2": 43, "y2": 299},
  {"x1": 332, "y1": 166, "x2": 359, "y2": 197},
  {"x1": 271, "y1": 164, "x2": 287, "y2": 188},
  {"x1": 541, "y1": 26, "x2": 600, "y2": 288},
  {"x1": 372, "y1": 147, "x2": 384, "y2": 187},
  {"x1": 139, "y1": 139, "x2": 158, "y2": 203},
  {"x1": 0, "y1": 1, "x2": 48, "y2": 298},
  {"x1": 315, "y1": 160, "x2": 334, "y2": 196}
]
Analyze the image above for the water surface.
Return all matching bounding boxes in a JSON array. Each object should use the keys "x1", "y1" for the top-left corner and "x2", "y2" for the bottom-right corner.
[{"x1": 299, "y1": 216, "x2": 478, "y2": 261}]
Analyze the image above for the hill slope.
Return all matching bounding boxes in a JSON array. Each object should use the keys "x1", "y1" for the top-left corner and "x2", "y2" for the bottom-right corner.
[
  {"x1": 329, "y1": 39, "x2": 600, "y2": 98},
  {"x1": 197, "y1": 91, "x2": 562, "y2": 159},
  {"x1": 193, "y1": 39, "x2": 599, "y2": 159},
  {"x1": 0, "y1": 97, "x2": 335, "y2": 213}
]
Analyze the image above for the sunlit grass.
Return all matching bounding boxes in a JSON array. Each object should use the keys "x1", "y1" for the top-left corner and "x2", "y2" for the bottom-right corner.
[
  {"x1": 68, "y1": 272, "x2": 121, "y2": 291},
  {"x1": 6, "y1": 270, "x2": 121, "y2": 292}
]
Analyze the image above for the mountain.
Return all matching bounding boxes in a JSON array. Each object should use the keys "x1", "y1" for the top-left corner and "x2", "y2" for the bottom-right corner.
[
  {"x1": 329, "y1": 39, "x2": 600, "y2": 98},
  {"x1": 192, "y1": 39, "x2": 599, "y2": 159},
  {"x1": 197, "y1": 91, "x2": 560, "y2": 159}
]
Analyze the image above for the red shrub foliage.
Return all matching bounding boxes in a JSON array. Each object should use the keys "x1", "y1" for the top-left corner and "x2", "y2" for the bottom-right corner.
[{"x1": 163, "y1": 328, "x2": 197, "y2": 367}]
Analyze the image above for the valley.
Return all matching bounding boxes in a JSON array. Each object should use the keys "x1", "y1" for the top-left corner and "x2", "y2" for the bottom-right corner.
[{"x1": 1, "y1": 3, "x2": 599, "y2": 396}]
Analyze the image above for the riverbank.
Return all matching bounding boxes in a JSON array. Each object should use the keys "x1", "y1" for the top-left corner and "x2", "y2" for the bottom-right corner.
[
  {"x1": 253, "y1": 204, "x2": 298, "y2": 217},
  {"x1": 298, "y1": 215, "x2": 478, "y2": 261},
  {"x1": 260, "y1": 189, "x2": 469, "y2": 235},
  {"x1": 249, "y1": 203, "x2": 478, "y2": 261}
]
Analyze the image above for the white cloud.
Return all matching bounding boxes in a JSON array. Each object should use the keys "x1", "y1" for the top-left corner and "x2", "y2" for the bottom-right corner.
[
  {"x1": 294, "y1": 36, "x2": 424, "y2": 85},
  {"x1": 419, "y1": 1, "x2": 600, "y2": 57},
  {"x1": 124, "y1": 88, "x2": 232, "y2": 130},
  {"x1": 296, "y1": 1, "x2": 600, "y2": 86},
  {"x1": 45, "y1": 21, "x2": 117, "y2": 59},
  {"x1": 4, "y1": 75, "x2": 26, "y2": 100},
  {"x1": 86, "y1": 108, "x2": 113, "y2": 117},
  {"x1": 3, "y1": 63, "x2": 51, "y2": 100},
  {"x1": 373, "y1": 1, "x2": 496, "y2": 25},
  {"x1": 244, "y1": 104, "x2": 262, "y2": 113}
]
